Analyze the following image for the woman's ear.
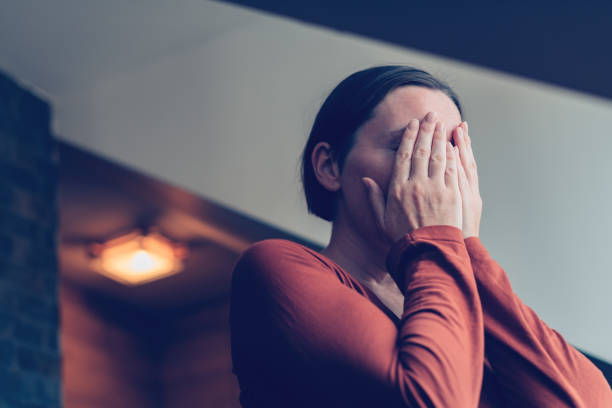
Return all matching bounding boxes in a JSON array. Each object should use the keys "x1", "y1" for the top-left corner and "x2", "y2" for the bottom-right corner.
[{"x1": 311, "y1": 141, "x2": 341, "y2": 193}]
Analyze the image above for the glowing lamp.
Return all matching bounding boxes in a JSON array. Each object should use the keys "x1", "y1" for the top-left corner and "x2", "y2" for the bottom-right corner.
[{"x1": 89, "y1": 229, "x2": 187, "y2": 286}]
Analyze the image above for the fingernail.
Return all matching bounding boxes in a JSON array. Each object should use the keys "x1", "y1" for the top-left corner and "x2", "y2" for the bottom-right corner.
[
  {"x1": 361, "y1": 177, "x2": 371, "y2": 190},
  {"x1": 425, "y1": 112, "x2": 436, "y2": 122},
  {"x1": 463, "y1": 121, "x2": 469, "y2": 132},
  {"x1": 407, "y1": 118, "x2": 419, "y2": 129}
]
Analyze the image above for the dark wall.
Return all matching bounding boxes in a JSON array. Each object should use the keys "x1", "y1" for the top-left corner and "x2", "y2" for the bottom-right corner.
[
  {"x1": 0, "y1": 71, "x2": 61, "y2": 406},
  {"x1": 59, "y1": 283, "x2": 239, "y2": 407},
  {"x1": 159, "y1": 300, "x2": 240, "y2": 407},
  {"x1": 60, "y1": 282, "x2": 160, "y2": 408}
]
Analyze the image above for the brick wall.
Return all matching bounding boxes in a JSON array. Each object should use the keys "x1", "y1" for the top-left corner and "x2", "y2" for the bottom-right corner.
[{"x1": 0, "y1": 71, "x2": 61, "y2": 406}]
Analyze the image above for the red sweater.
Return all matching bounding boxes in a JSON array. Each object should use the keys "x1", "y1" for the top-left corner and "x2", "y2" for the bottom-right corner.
[{"x1": 230, "y1": 225, "x2": 611, "y2": 407}]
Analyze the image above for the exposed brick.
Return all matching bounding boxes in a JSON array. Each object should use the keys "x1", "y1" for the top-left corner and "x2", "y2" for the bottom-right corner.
[
  {"x1": 0, "y1": 162, "x2": 41, "y2": 197},
  {"x1": 33, "y1": 374, "x2": 60, "y2": 405},
  {"x1": 10, "y1": 189, "x2": 46, "y2": 224},
  {"x1": 1, "y1": 231, "x2": 57, "y2": 270},
  {"x1": 0, "y1": 234, "x2": 12, "y2": 257},
  {"x1": 0, "y1": 182, "x2": 15, "y2": 213},
  {"x1": 0, "y1": 312, "x2": 16, "y2": 338},
  {"x1": 0, "y1": 284, "x2": 18, "y2": 310},
  {"x1": 0, "y1": 367, "x2": 25, "y2": 401},
  {"x1": 0, "y1": 212, "x2": 38, "y2": 238},
  {"x1": 0, "y1": 84, "x2": 49, "y2": 135},
  {"x1": 0, "y1": 131, "x2": 52, "y2": 166},
  {"x1": 45, "y1": 331, "x2": 58, "y2": 352},
  {"x1": 18, "y1": 295, "x2": 59, "y2": 327},
  {"x1": 6, "y1": 236, "x2": 30, "y2": 267},
  {"x1": 42, "y1": 275, "x2": 58, "y2": 294},
  {"x1": 24, "y1": 250, "x2": 57, "y2": 270},
  {"x1": 17, "y1": 346, "x2": 59, "y2": 377},
  {"x1": 3, "y1": 401, "x2": 50, "y2": 408},
  {"x1": 18, "y1": 270, "x2": 58, "y2": 305},
  {"x1": 0, "y1": 369, "x2": 57, "y2": 406},
  {"x1": 0, "y1": 372, "x2": 58, "y2": 407},
  {"x1": 14, "y1": 321, "x2": 45, "y2": 349},
  {"x1": 0, "y1": 338, "x2": 16, "y2": 368},
  {"x1": 0, "y1": 264, "x2": 19, "y2": 288},
  {"x1": 0, "y1": 260, "x2": 51, "y2": 297},
  {"x1": 15, "y1": 91, "x2": 50, "y2": 134},
  {"x1": 0, "y1": 68, "x2": 59, "y2": 406}
]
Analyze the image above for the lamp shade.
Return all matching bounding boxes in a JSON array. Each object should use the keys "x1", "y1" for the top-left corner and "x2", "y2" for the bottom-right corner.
[{"x1": 89, "y1": 229, "x2": 187, "y2": 286}]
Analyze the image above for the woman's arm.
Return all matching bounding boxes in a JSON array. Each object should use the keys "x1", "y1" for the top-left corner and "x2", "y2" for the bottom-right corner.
[
  {"x1": 452, "y1": 122, "x2": 612, "y2": 406},
  {"x1": 231, "y1": 226, "x2": 484, "y2": 407},
  {"x1": 465, "y1": 236, "x2": 612, "y2": 407}
]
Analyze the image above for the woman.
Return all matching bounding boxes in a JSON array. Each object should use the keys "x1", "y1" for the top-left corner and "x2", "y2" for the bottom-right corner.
[{"x1": 229, "y1": 66, "x2": 611, "y2": 407}]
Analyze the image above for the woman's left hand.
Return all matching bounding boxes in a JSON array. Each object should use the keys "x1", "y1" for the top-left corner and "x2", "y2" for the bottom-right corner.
[{"x1": 453, "y1": 122, "x2": 482, "y2": 239}]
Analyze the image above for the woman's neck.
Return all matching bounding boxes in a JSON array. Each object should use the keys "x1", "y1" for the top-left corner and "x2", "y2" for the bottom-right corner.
[{"x1": 320, "y1": 210, "x2": 394, "y2": 287}]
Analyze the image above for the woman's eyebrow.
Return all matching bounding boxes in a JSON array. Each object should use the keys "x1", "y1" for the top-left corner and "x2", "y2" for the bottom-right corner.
[{"x1": 387, "y1": 126, "x2": 408, "y2": 141}]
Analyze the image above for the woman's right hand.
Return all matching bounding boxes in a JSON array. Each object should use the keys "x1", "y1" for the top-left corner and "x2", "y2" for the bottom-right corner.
[{"x1": 362, "y1": 111, "x2": 462, "y2": 244}]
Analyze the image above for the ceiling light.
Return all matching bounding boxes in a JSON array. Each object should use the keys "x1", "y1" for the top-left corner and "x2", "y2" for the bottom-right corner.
[{"x1": 88, "y1": 228, "x2": 188, "y2": 286}]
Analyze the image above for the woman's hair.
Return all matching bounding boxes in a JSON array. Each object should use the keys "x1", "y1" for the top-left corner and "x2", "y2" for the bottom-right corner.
[{"x1": 300, "y1": 65, "x2": 463, "y2": 222}]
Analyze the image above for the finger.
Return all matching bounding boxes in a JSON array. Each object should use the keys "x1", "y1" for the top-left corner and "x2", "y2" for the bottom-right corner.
[
  {"x1": 409, "y1": 111, "x2": 437, "y2": 179},
  {"x1": 444, "y1": 141, "x2": 458, "y2": 189},
  {"x1": 461, "y1": 122, "x2": 479, "y2": 183},
  {"x1": 389, "y1": 119, "x2": 419, "y2": 190},
  {"x1": 453, "y1": 126, "x2": 470, "y2": 174},
  {"x1": 428, "y1": 121, "x2": 447, "y2": 179},
  {"x1": 361, "y1": 177, "x2": 385, "y2": 229},
  {"x1": 462, "y1": 121, "x2": 473, "y2": 157},
  {"x1": 455, "y1": 145, "x2": 469, "y2": 193}
]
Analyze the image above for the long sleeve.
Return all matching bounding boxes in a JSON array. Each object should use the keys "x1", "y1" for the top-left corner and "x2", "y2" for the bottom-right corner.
[
  {"x1": 230, "y1": 225, "x2": 484, "y2": 407},
  {"x1": 464, "y1": 236, "x2": 612, "y2": 407}
]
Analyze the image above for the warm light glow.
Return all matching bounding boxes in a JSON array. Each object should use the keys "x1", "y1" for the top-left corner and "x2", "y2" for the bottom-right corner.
[
  {"x1": 131, "y1": 250, "x2": 156, "y2": 271},
  {"x1": 90, "y1": 229, "x2": 187, "y2": 285}
]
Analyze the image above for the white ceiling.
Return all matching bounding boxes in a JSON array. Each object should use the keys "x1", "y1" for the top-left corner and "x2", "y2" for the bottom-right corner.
[{"x1": 0, "y1": 0, "x2": 257, "y2": 95}]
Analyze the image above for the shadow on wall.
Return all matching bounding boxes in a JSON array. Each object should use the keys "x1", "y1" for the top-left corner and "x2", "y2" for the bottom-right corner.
[{"x1": 60, "y1": 279, "x2": 241, "y2": 407}]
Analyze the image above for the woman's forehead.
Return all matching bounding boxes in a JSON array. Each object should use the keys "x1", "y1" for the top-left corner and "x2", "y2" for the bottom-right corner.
[
  {"x1": 355, "y1": 86, "x2": 462, "y2": 145},
  {"x1": 374, "y1": 86, "x2": 461, "y2": 126}
]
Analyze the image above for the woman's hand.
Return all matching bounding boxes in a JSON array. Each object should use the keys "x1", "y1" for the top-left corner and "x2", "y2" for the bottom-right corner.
[
  {"x1": 452, "y1": 122, "x2": 482, "y2": 239},
  {"x1": 362, "y1": 111, "x2": 462, "y2": 244}
]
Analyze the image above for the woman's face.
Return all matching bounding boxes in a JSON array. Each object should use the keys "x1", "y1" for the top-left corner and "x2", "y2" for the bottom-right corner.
[{"x1": 337, "y1": 85, "x2": 462, "y2": 237}]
